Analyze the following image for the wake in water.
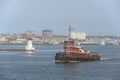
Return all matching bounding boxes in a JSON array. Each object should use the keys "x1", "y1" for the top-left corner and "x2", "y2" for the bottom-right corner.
[{"x1": 101, "y1": 57, "x2": 120, "y2": 61}]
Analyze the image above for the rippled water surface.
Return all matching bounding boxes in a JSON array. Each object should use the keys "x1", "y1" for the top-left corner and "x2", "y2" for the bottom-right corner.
[{"x1": 0, "y1": 44, "x2": 120, "y2": 80}]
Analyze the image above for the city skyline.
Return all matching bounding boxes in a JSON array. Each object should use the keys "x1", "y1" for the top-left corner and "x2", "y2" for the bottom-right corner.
[{"x1": 0, "y1": 0, "x2": 120, "y2": 36}]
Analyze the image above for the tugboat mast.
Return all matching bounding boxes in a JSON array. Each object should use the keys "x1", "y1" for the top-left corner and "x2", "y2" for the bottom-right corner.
[{"x1": 69, "y1": 25, "x2": 72, "y2": 39}]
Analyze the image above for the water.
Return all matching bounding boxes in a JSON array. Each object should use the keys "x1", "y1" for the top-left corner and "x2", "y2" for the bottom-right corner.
[{"x1": 0, "y1": 44, "x2": 120, "y2": 80}]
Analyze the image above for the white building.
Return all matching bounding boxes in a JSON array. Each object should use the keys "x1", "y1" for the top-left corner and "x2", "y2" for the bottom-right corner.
[{"x1": 70, "y1": 32, "x2": 86, "y2": 40}]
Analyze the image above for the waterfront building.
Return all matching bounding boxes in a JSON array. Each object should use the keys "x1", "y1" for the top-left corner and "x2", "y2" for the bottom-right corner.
[
  {"x1": 22, "y1": 31, "x2": 36, "y2": 39},
  {"x1": 38, "y1": 30, "x2": 53, "y2": 44},
  {"x1": 70, "y1": 32, "x2": 86, "y2": 40},
  {"x1": 41, "y1": 30, "x2": 53, "y2": 38},
  {"x1": 0, "y1": 36, "x2": 8, "y2": 44}
]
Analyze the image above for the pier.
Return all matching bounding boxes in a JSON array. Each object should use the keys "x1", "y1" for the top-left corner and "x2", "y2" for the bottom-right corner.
[
  {"x1": 0, "y1": 39, "x2": 35, "y2": 51},
  {"x1": 0, "y1": 48, "x2": 33, "y2": 51}
]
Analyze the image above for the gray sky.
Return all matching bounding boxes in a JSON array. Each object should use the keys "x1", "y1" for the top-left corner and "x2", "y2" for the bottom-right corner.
[{"x1": 0, "y1": 0, "x2": 120, "y2": 36}]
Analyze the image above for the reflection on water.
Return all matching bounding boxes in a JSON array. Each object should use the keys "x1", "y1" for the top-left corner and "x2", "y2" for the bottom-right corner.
[{"x1": 64, "y1": 63, "x2": 80, "y2": 80}]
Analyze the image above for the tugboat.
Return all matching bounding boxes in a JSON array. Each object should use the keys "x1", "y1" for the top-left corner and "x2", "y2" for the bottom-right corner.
[{"x1": 55, "y1": 27, "x2": 101, "y2": 62}]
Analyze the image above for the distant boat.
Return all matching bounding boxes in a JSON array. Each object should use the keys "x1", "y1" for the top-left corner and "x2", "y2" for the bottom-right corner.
[{"x1": 100, "y1": 40, "x2": 106, "y2": 45}]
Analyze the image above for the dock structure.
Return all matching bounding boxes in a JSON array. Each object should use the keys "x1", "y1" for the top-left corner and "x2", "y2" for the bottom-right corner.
[
  {"x1": 0, "y1": 48, "x2": 31, "y2": 51},
  {"x1": 0, "y1": 39, "x2": 35, "y2": 51}
]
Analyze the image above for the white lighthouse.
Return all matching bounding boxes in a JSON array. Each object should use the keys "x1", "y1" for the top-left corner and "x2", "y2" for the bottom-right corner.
[{"x1": 25, "y1": 39, "x2": 35, "y2": 51}]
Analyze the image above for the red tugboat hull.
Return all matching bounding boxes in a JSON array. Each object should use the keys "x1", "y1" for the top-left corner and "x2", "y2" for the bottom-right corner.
[{"x1": 55, "y1": 51, "x2": 100, "y2": 62}]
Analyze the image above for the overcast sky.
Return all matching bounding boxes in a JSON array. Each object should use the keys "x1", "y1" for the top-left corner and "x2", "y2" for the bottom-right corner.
[{"x1": 0, "y1": 0, "x2": 120, "y2": 36}]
